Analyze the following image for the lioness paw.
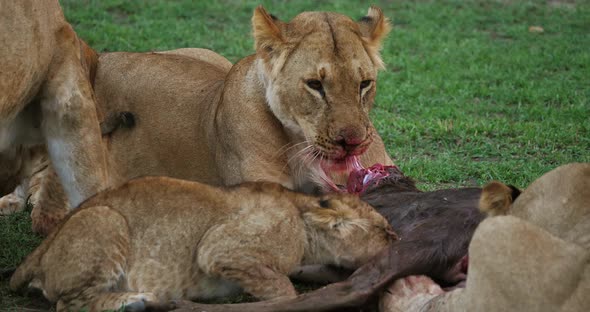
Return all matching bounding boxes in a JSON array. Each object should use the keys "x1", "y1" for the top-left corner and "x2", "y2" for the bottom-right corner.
[
  {"x1": 0, "y1": 194, "x2": 26, "y2": 215},
  {"x1": 380, "y1": 275, "x2": 444, "y2": 312}
]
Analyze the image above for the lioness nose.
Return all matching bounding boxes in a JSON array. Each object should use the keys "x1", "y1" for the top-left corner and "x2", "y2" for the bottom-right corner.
[{"x1": 335, "y1": 127, "x2": 366, "y2": 152}]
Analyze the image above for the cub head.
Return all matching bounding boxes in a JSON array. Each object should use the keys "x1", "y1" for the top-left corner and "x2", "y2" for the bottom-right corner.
[
  {"x1": 252, "y1": 6, "x2": 391, "y2": 171},
  {"x1": 301, "y1": 193, "x2": 396, "y2": 269}
]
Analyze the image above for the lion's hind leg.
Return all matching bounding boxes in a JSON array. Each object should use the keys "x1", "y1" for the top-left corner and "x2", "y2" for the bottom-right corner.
[{"x1": 39, "y1": 205, "x2": 133, "y2": 311}]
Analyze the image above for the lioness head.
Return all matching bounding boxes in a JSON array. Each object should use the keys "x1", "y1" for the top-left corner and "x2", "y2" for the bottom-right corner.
[
  {"x1": 302, "y1": 193, "x2": 396, "y2": 269},
  {"x1": 252, "y1": 6, "x2": 391, "y2": 172}
]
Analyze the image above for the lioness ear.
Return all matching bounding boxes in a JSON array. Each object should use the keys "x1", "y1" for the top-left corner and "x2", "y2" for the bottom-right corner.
[
  {"x1": 252, "y1": 6, "x2": 285, "y2": 56},
  {"x1": 358, "y1": 7, "x2": 391, "y2": 48},
  {"x1": 358, "y1": 6, "x2": 391, "y2": 69},
  {"x1": 479, "y1": 181, "x2": 520, "y2": 216},
  {"x1": 78, "y1": 38, "x2": 99, "y2": 86}
]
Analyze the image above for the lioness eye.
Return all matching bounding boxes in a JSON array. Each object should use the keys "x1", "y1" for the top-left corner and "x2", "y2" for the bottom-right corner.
[
  {"x1": 360, "y1": 80, "x2": 372, "y2": 90},
  {"x1": 306, "y1": 79, "x2": 324, "y2": 92}
]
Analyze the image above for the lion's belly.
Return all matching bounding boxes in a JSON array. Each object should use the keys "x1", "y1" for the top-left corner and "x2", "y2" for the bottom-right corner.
[{"x1": 94, "y1": 51, "x2": 226, "y2": 188}]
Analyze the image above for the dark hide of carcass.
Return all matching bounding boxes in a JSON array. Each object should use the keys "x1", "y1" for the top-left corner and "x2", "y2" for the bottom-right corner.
[
  {"x1": 362, "y1": 167, "x2": 483, "y2": 286},
  {"x1": 164, "y1": 167, "x2": 485, "y2": 312}
]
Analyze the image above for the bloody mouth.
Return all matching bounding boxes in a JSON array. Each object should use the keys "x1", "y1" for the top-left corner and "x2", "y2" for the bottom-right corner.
[{"x1": 316, "y1": 155, "x2": 397, "y2": 194}]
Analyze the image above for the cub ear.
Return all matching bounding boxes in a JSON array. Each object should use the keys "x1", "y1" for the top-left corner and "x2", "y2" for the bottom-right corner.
[
  {"x1": 479, "y1": 181, "x2": 521, "y2": 216},
  {"x1": 304, "y1": 208, "x2": 368, "y2": 235},
  {"x1": 358, "y1": 6, "x2": 391, "y2": 53},
  {"x1": 252, "y1": 6, "x2": 285, "y2": 56}
]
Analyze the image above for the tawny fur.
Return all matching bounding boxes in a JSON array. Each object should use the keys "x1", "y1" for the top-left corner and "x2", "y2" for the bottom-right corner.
[
  {"x1": 10, "y1": 178, "x2": 393, "y2": 312},
  {"x1": 0, "y1": 0, "x2": 108, "y2": 210}
]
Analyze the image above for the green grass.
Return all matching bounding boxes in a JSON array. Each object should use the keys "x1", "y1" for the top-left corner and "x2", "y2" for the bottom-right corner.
[
  {"x1": 1, "y1": 0, "x2": 589, "y2": 310},
  {"x1": 0, "y1": 207, "x2": 46, "y2": 311}
]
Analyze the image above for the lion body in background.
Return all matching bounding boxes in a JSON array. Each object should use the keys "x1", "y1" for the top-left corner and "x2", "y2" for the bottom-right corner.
[{"x1": 0, "y1": 0, "x2": 108, "y2": 211}]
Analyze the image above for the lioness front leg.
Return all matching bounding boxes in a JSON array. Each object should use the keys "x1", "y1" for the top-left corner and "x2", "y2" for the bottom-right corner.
[
  {"x1": 23, "y1": 148, "x2": 70, "y2": 236},
  {"x1": 40, "y1": 25, "x2": 108, "y2": 207},
  {"x1": 29, "y1": 161, "x2": 69, "y2": 235}
]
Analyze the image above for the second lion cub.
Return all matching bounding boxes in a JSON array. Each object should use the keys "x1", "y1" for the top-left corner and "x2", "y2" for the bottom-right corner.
[{"x1": 11, "y1": 177, "x2": 394, "y2": 312}]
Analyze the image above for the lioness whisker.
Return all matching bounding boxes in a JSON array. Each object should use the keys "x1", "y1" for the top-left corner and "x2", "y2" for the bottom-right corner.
[
  {"x1": 295, "y1": 148, "x2": 317, "y2": 181},
  {"x1": 288, "y1": 144, "x2": 315, "y2": 166},
  {"x1": 275, "y1": 141, "x2": 311, "y2": 160},
  {"x1": 280, "y1": 143, "x2": 315, "y2": 180}
]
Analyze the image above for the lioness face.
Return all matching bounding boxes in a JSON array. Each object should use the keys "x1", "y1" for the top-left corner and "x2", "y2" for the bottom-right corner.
[
  {"x1": 305, "y1": 193, "x2": 395, "y2": 269},
  {"x1": 253, "y1": 7, "x2": 390, "y2": 172}
]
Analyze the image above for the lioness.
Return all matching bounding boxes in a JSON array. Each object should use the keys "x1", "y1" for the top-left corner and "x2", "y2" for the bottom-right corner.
[
  {"x1": 0, "y1": 0, "x2": 108, "y2": 207},
  {"x1": 98, "y1": 5, "x2": 393, "y2": 191},
  {"x1": 10, "y1": 177, "x2": 394, "y2": 312}
]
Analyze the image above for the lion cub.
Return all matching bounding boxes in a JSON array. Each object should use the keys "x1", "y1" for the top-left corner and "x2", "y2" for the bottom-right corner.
[{"x1": 10, "y1": 177, "x2": 394, "y2": 312}]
